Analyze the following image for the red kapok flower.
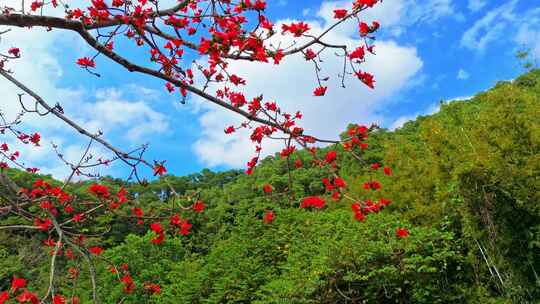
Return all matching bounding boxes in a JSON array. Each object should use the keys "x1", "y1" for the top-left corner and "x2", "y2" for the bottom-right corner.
[
  {"x1": 144, "y1": 283, "x2": 161, "y2": 295},
  {"x1": 281, "y1": 21, "x2": 310, "y2": 37},
  {"x1": 29, "y1": 133, "x2": 40, "y2": 146},
  {"x1": 324, "y1": 150, "x2": 337, "y2": 163},
  {"x1": 16, "y1": 290, "x2": 38, "y2": 304},
  {"x1": 179, "y1": 219, "x2": 192, "y2": 235},
  {"x1": 356, "y1": 71, "x2": 375, "y2": 89},
  {"x1": 263, "y1": 210, "x2": 274, "y2": 224},
  {"x1": 11, "y1": 276, "x2": 26, "y2": 292},
  {"x1": 313, "y1": 86, "x2": 327, "y2": 96},
  {"x1": 192, "y1": 200, "x2": 205, "y2": 213},
  {"x1": 396, "y1": 227, "x2": 409, "y2": 238},
  {"x1": 300, "y1": 196, "x2": 325, "y2": 209},
  {"x1": 30, "y1": 1, "x2": 43, "y2": 11},
  {"x1": 8, "y1": 47, "x2": 20, "y2": 57},
  {"x1": 262, "y1": 184, "x2": 273, "y2": 194},
  {"x1": 34, "y1": 218, "x2": 52, "y2": 231},
  {"x1": 76, "y1": 57, "x2": 95, "y2": 68},
  {"x1": 0, "y1": 291, "x2": 8, "y2": 304},
  {"x1": 88, "y1": 184, "x2": 110, "y2": 198},
  {"x1": 153, "y1": 162, "x2": 167, "y2": 176},
  {"x1": 88, "y1": 246, "x2": 103, "y2": 255},
  {"x1": 53, "y1": 294, "x2": 66, "y2": 304},
  {"x1": 333, "y1": 9, "x2": 348, "y2": 19},
  {"x1": 304, "y1": 48, "x2": 316, "y2": 60}
]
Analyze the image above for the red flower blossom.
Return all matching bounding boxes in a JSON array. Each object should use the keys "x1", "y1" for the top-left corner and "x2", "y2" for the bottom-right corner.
[
  {"x1": 333, "y1": 9, "x2": 348, "y2": 19},
  {"x1": 16, "y1": 291, "x2": 38, "y2": 304},
  {"x1": 354, "y1": 0, "x2": 378, "y2": 9},
  {"x1": 263, "y1": 210, "x2": 274, "y2": 224},
  {"x1": 324, "y1": 150, "x2": 337, "y2": 163},
  {"x1": 192, "y1": 200, "x2": 205, "y2": 213},
  {"x1": 263, "y1": 184, "x2": 273, "y2": 194},
  {"x1": 120, "y1": 275, "x2": 136, "y2": 293},
  {"x1": 313, "y1": 86, "x2": 327, "y2": 96},
  {"x1": 11, "y1": 276, "x2": 26, "y2": 292},
  {"x1": 150, "y1": 222, "x2": 163, "y2": 233},
  {"x1": 179, "y1": 219, "x2": 192, "y2": 235},
  {"x1": 356, "y1": 71, "x2": 375, "y2": 88},
  {"x1": 76, "y1": 57, "x2": 95, "y2": 68},
  {"x1": 53, "y1": 295, "x2": 66, "y2": 304},
  {"x1": 34, "y1": 218, "x2": 52, "y2": 231},
  {"x1": 304, "y1": 48, "x2": 317, "y2": 60},
  {"x1": 144, "y1": 283, "x2": 161, "y2": 295},
  {"x1": 396, "y1": 227, "x2": 409, "y2": 238},
  {"x1": 383, "y1": 166, "x2": 392, "y2": 175},
  {"x1": 354, "y1": 210, "x2": 365, "y2": 221},
  {"x1": 30, "y1": 1, "x2": 43, "y2": 11},
  {"x1": 273, "y1": 49, "x2": 284, "y2": 65},
  {"x1": 72, "y1": 213, "x2": 83, "y2": 223},
  {"x1": 363, "y1": 180, "x2": 381, "y2": 190},
  {"x1": 88, "y1": 246, "x2": 103, "y2": 255},
  {"x1": 294, "y1": 159, "x2": 302, "y2": 168},
  {"x1": 8, "y1": 47, "x2": 20, "y2": 57},
  {"x1": 153, "y1": 162, "x2": 167, "y2": 176},
  {"x1": 281, "y1": 21, "x2": 310, "y2": 37},
  {"x1": 300, "y1": 196, "x2": 325, "y2": 209},
  {"x1": 224, "y1": 126, "x2": 235, "y2": 134},
  {"x1": 88, "y1": 184, "x2": 110, "y2": 198},
  {"x1": 29, "y1": 133, "x2": 40, "y2": 146},
  {"x1": 359, "y1": 22, "x2": 369, "y2": 36},
  {"x1": 0, "y1": 291, "x2": 8, "y2": 304},
  {"x1": 334, "y1": 177, "x2": 346, "y2": 188},
  {"x1": 349, "y1": 46, "x2": 365, "y2": 60},
  {"x1": 379, "y1": 198, "x2": 391, "y2": 206}
]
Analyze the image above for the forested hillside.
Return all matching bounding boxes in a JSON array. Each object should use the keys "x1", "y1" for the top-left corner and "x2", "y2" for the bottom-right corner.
[{"x1": 1, "y1": 70, "x2": 539, "y2": 303}]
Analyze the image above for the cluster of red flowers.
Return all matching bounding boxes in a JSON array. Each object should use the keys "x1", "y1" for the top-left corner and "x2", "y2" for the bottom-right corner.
[
  {"x1": 300, "y1": 196, "x2": 326, "y2": 209},
  {"x1": 0, "y1": 276, "x2": 74, "y2": 304}
]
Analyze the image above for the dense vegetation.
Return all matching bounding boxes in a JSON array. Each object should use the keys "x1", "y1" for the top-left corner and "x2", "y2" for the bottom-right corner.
[{"x1": 1, "y1": 70, "x2": 539, "y2": 303}]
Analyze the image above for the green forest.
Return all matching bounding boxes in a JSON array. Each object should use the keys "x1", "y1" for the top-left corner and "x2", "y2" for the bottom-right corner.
[{"x1": 1, "y1": 70, "x2": 539, "y2": 303}]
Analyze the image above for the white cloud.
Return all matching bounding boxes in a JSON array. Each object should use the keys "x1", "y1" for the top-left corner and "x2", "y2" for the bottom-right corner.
[
  {"x1": 461, "y1": 0, "x2": 518, "y2": 51},
  {"x1": 515, "y1": 9, "x2": 540, "y2": 59},
  {"x1": 191, "y1": 5, "x2": 423, "y2": 167},
  {"x1": 0, "y1": 24, "x2": 168, "y2": 179},
  {"x1": 316, "y1": 0, "x2": 459, "y2": 38},
  {"x1": 457, "y1": 69, "x2": 470, "y2": 80},
  {"x1": 390, "y1": 102, "x2": 440, "y2": 130},
  {"x1": 468, "y1": 0, "x2": 487, "y2": 12},
  {"x1": 449, "y1": 95, "x2": 473, "y2": 101},
  {"x1": 80, "y1": 88, "x2": 169, "y2": 141},
  {"x1": 462, "y1": 2, "x2": 540, "y2": 57}
]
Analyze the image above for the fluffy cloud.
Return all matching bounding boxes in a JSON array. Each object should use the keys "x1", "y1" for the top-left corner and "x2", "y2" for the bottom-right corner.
[
  {"x1": 467, "y1": 0, "x2": 487, "y2": 12},
  {"x1": 461, "y1": 1, "x2": 540, "y2": 58},
  {"x1": 316, "y1": 0, "x2": 461, "y2": 38},
  {"x1": 515, "y1": 14, "x2": 540, "y2": 58},
  {"x1": 191, "y1": 3, "x2": 423, "y2": 168},
  {"x1": 389, "y1": 102, "x2": 441, "y2": 130},
  {"x1": 461, "y1": 0, "x2": 518, "y2": 51},
  {"x1": 0, "y1": 9, "x2": 168, "y2": 178},
  {"x1": 457, "y1": 69, "x2": 470, "y2": 80}
]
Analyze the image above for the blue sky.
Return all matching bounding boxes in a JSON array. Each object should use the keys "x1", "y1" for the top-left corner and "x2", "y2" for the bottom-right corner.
[{"x1": 2, "y1": 0, "x2": 539, "y2": 179}]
